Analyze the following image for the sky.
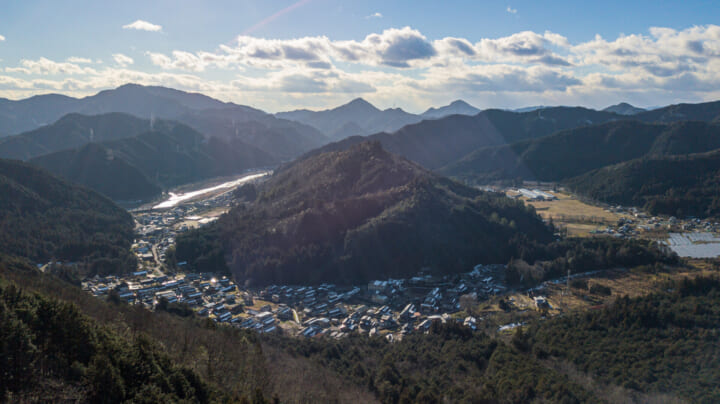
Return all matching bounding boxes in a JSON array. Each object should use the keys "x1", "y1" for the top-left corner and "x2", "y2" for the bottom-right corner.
[{"x1": 1, "y1": 0, "x2": 719, "y2": 113}]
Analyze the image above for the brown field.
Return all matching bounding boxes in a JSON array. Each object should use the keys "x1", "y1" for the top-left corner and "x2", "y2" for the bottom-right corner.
[{"x1": 517, "y1": 191, "x2": 624, "y2": 236}]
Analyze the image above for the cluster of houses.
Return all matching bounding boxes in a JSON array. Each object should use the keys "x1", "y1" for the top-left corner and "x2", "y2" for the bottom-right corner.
[
  {"x1": 83, "y1": 272, "x2": 239, "y2": 314},
  {"x1": 81, "y1": 263, "x2": 510, "y2": 341}
]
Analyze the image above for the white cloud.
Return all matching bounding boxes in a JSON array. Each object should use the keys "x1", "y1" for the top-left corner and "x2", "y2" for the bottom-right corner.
[
  {"x1": 112, "y1": 53, "x2": 134, "y2": 67},
  {"x1": 507, "y1": 6, "x2": 517, "y2": 14},
  {"x1": 5, "y1": 57, "x2": 98, "y2": 75},
  {"x1": 3, "y1": 25, "x2": 720, "y2": 112},
  {"x1": 366, "y1": 12, "x2": 383, "y2": 19},
  {"x1": 0, "y1": 35, "x2": 5, "y2": 42},
  {"x1": 67, "y1": 57, "x2": 93, "y2": 64},
  {"x1": 122, "y1": 20, "x2": 162, "y2": 32}
]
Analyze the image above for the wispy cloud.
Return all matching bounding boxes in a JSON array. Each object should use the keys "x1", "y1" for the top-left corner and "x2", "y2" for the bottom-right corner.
[
  {"x1": 67, "y1": 57, "x2": 93, "y2": 64},
  {"x1": 507, "y1": 6, "x2": 517, "y2": 14},
  {"x1": 3, "y1": 25, "x2": 720, "y2": 112},
  {"x1": 122, "y1": 20, "x2": 162, "y2": 32},
  {"x1": 0, "y1": 35, "x2": 5, "y2": 41},
  {"x1": 112, "y1": 53, "x2": 134, "y2": 67},
  {"x1": 366, "y1": 12, "x2": 383, "y2": 19}
]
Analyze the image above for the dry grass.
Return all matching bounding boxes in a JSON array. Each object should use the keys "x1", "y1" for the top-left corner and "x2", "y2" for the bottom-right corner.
[{"x1": 520, "y1": 191, "x2": 625, "y2": 236}]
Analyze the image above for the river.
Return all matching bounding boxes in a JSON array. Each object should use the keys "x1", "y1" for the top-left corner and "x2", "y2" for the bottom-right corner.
[{"x1": 152, "y1": 171, "x2": 271, "y2": 210}]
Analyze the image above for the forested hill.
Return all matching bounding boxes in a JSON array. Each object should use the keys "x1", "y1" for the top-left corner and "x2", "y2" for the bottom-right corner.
[
  {"x1": 0, "y1": 112, "x2": 177, "y2": 161},
  {"x1": 175, "y1": 141, "x2": 553, "y2": 285},
  {"x1": 29, "y1": 142, "x2": 161, "y2": 202},
  {"x1": 30, "y1": 123, "x2": 277, "y2": 201},
  {"x1": 0, "y1": 158, "x2": 135, "y2": 276},
  {"x1": 440, "y1": 120, "x2": 720, "y2": 182},
  {"x1": 566, "y1": 150, "x2": 720, "y2": 218}
]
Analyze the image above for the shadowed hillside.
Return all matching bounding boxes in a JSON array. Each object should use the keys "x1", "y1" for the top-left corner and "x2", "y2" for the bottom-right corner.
[
  {"x1": 0, "y1": 159, "x2": 135, "y2": 275},
  {"x1": 175, "y1": 141, "x2": 553, "y2": 285},
  {"x1": 567, "y1": 150, "x2": 720, "y2": 218},
  {"x1": 441, "y1": 120, "x2": 720, "y2": 182}
]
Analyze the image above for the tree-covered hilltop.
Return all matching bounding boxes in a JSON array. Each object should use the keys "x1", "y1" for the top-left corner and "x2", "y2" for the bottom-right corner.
[
  {"x1": 175, "y1": 141, "x2": 554, "y2": 285},
  {"x1": 566, "y1": 150, "x2": 720, "y2": 218},
  {"x1": 0, "y1": 158, "x2": 135, "y2": 276}
]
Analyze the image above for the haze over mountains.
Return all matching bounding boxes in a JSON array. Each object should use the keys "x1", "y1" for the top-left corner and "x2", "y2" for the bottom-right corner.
[
  {"x1": 276, "y1": 98, "x2": 482, "y2": 140},
  {"x1": 2, "y1": 83, "x2": 720, "y2": 216}
]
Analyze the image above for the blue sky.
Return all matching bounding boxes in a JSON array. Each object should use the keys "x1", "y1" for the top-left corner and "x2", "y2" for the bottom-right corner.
[{"x1": 1, "y1": 0, "x2": 719, "y2": 112}]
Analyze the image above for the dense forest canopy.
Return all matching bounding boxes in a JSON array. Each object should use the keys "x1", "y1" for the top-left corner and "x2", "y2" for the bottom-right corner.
[
  {"x1": 0, "y1": 159, "x2": 135, "y2": 276},
  {"x1": 567, "y1": 150, "x2": 720, "y2": 218}
]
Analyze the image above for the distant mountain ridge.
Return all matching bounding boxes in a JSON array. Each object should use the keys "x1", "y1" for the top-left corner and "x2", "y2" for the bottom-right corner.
[
  {"x1": 0, "y1": 84, "x2": 328, "y2": 161},
  {"x1": 440, "y1": 120, "x2": 720, "y2": 182},
  {"x1": 303, "y1": 106, "x2": 625, "y2": 170},
  {"x1": 421, "y1": 100, "x2": 481, "y2": 119},
  {"x1": 603, "y1": 102, "x2": 646, "y2": 115},
  {"x1": 0, "y1": 112, "x2": 177, "y2": 160},
  {"x1": 276, "y1": 98, "x2": 422, "y2": 141}
]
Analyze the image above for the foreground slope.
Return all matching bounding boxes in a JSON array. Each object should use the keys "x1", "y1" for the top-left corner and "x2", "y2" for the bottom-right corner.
[
  {"x1": 0, "y1": 159, "x2": 135, "y2": 275},
  {"x1": 176, "y1": 141, "x2": 553, "y2": 285},
  {"x1": 567, "y1": 150, "x2": 720, "y2": 217},
  {"x1": 0, "y1": 269, "x2": 215, "y2": 402}
]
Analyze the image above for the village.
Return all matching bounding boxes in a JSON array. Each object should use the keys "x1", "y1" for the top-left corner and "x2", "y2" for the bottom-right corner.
[
  {"x1": 82, "y1": 261, "x2": 514, "y2": 340},
  {"x1": 80, "y1": 181, "x2": 720, "y2": 341}
]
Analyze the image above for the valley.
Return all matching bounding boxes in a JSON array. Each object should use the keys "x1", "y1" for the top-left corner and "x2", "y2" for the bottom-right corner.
[{"x1": 2, "y1": 84, "x2": 720, "y2": 403}]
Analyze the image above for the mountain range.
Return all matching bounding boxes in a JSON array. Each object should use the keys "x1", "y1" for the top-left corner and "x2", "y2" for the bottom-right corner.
[
  {"x1": 4, "y1": 83, "x2": 720, "y2": 217},
  {"x1": 28, "y1": 116, "x2": 276, "y2": 201},
  {"x1": 0, "y1": 84, "x2": 327, "y2": 162},
  {"x1": 440, "y1": 120, "x2": 720, "y2": 182},
  {"x1": 275, "y1": 98, "x2": 482, "y2": 141},
  {"x1": 303, "y1": 106, "x2": 625, "y2": 170}
]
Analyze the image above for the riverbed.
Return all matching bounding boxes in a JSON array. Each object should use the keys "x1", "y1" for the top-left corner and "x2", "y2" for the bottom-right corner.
[{"x1": 152, "y1": 171, "x2": 270, "y2": 210}]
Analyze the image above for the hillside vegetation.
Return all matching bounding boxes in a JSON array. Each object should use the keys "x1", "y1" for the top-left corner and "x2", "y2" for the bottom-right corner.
[
  {"x1": 29, "y1": 142, "x2": 161, "y2": 202},
  {"x1": 0, "y1": 274, "x2": 215, "y2": 402},
  {"x1": 567, "y1": 150, "x2": 720, "y2": 217},
  {"x1": 0, "y1": 113, "x2": 177, "y2": 161},
  {"x1": 31, "y1": 122, "x2": 277, "y2": 201},
  {"x1": 441, "y1": 120, "x2": 720, "y2": 182},
  {"x1": 0, "y1": 158, "x2": 135, "y2": 276},
  {"x1": 176, "y1": 142, "x2": 554, "y2": 285}
]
